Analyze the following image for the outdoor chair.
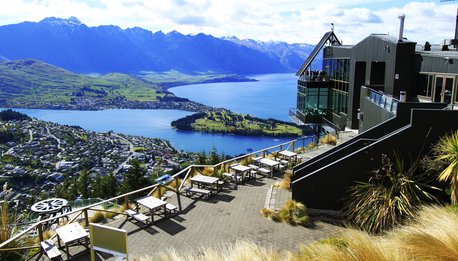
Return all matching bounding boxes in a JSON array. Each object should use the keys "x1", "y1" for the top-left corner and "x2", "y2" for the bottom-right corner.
[{"x1": 41, "y1": 239, "x2": 62, "y2": 260}]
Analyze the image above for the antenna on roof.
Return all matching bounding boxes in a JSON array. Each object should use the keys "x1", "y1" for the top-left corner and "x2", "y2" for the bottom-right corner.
[{"x1": 331, "y1": 23, "x2": 334, "y2": 32}]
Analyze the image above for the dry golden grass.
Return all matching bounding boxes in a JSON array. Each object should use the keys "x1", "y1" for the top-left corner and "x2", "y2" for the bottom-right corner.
[
  {"x1": 136, "y1": 205, "x2": 458, "y2": 261},
  {"x1": 152, "y1": 186, "x2": 168, "y2": 198},
  {"x1": 297, "y1": 229, "x2": 408, "y2": 261},
  {"x1": 391, "y1": 205, "x2": 458, "y2": 260},
  {"x1": 307, "y1": 142, "x2": 317, "y2": 149},
  {"x1": 89, "y1": 211, "x2": 105, "y2": 223},
  {"x1": 319, "y1": 134, "x2": 337, "y2": 145},
  {"x1": 201, "y1": 167, "x2": 214, "y2": 176},
  {"x1": 134, "y1": 241, "x2": 290, "y2": 261}
]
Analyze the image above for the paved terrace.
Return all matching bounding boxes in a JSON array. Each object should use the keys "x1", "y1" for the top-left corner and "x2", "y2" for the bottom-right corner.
[{"x1": 37, "y1": 132, "x2": 356, "y2": 260}]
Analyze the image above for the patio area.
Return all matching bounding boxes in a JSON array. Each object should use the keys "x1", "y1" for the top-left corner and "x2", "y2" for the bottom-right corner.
[{"x1": 30, "y1": 132, "x2": 357, "y2": 260}]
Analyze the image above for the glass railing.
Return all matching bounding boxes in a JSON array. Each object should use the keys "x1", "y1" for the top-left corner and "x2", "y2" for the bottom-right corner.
[
  {"x1": 366, "y1": 87, "x2": 399, "y2": 114},
  {"x1": 289, "y1": 108, "x2": 324, "y2": 125}
]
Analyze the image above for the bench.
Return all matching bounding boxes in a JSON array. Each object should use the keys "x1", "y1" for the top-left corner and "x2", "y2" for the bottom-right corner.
[
  {"x1": 125, "y1": 209, "x2": 150, "y2": 225},
  {"x1": 258, "y1": 167, "x2": 271, "y2": 176},
  {"x1": 185, "y1": 187, "x2": 211, "y2": 199},
  {"x1": 165, "y1": 203, "x2": 178, "y2": 216},
  {"x1": 223, "y1": 172, "x2": 243, "y2": 183},
  {"x1": 41, "y1": 239, "x2": 61, "y2": 260}
]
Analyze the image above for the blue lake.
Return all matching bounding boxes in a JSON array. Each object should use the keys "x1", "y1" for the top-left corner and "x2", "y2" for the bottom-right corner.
[
  {"x1": 170, "y1": 73, "x2": 297, "y2": 122},
  {"x1": 10, "y1": 73, "x2": 306, "y2": 156}
]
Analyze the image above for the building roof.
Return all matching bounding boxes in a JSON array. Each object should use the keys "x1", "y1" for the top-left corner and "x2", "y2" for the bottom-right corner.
[
  {"x1": 296, "y1": 31, "x2": 341, "y2": 76},
  {"x1": 416, "y1": 44, "x2": 458, "y2": 59}
]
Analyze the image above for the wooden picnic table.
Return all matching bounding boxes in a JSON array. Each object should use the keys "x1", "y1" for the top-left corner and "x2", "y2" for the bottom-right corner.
[
  {"x1": 279, "y1": 150, "x2": 298, "y2": 163},
  {"x1": 229, "y1": 164, "x2": 251, "y2": 182},
  {"x1": 55, "y1": 223, "x2": 89, "y2": 259},
  {"x1": 190, "y1": 174, "x2": 220, "y2": 194},
  {"x1": 257, "y1": 158, "x2": 280, "y2": 177},
  {"x1": 135, "y1": 196, "x2": 167, "y2": 223}
]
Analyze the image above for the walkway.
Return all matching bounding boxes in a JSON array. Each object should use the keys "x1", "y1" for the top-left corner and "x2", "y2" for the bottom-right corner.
[{"x1": 40, "y1": 132, "x2": 355, "y2": 260}]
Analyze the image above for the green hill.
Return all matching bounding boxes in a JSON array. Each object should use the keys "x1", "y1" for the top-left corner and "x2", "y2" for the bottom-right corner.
[
  {"x1": 0, "y1": 59, "x2": 166, "y2": 109},
  {"x1": 171, "y1": 110, "x2": 303, "y2": 137}
]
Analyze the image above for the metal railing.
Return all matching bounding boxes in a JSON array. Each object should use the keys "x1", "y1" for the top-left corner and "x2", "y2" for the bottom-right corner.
[
  {"x1": 365, "y1": 87, "x2": 399, "y2": 114},
  {"x1": 0, "y1": 135, "x2": 319, "y2": 256},
  {"x1": 367, "y1": 87, "x2": 399, "y2": 113}
]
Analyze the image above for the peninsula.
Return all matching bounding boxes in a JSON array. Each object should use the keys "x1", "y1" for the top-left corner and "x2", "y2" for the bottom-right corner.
[{"x1": 171, "y1": 110, "x2": 303, "y2": 137}]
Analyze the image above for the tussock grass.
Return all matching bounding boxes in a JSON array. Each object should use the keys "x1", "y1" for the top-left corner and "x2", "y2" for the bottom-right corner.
[
  {"x1": 135, "y1": 241, "x2": 290, "y2": 261},
  {"x1": 307, "y1": 142, "x2": 317, "y2": 149},
  {"x1": 261, "y1": 200, "x2": 308, "y2": 226},
  {"x1": 134, "y1": 205, "x2": 458, "y2": 261},
  {"x1": 298, "y1": 229, "x2": 408, "y2": 261},
  {"x1": 89, "y1": 211, "x2": 105, "y2": 223},
  {"x1": 201, "y1": 167, "x2": 214, "y2": 176},
  {"x1": 319, "y1": 134, "x2": 337, "y2": 145},
  {"x1": 391, "y1": 205, "x2": 458, "y2": 260}
]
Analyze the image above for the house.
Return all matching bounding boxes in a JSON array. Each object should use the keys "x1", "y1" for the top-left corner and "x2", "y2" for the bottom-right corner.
[{"x1": 290, "y1": 15, "x2": 458, "y2": 210}]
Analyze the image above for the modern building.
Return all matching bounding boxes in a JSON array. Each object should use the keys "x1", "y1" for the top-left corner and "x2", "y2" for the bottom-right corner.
[
  {"x1": 290, "y1": 15, "x2": 458, "y2": 210},
  {"x1": 290, "y1": 16, "x2": 458, "y2": 132}
]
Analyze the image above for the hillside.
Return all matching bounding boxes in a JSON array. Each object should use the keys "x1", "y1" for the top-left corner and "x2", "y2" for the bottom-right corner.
[
  {"x1": 0, "y1": 59, "x2": 257, "y2": 110},
  {"x1": 0, "y1": 59, "x2": 164, "y2": 107},
  {"x1": 171, "y1": 110, "x2": 303, "y2": 137},
  {"x1": 0, "y1": 17, "x2": 313, "y2": 74}
]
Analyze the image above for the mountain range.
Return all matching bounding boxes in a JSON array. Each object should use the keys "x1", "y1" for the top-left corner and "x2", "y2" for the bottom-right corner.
[{"x1": 0, "y1": 17, "x2": 315, "y2": 74}]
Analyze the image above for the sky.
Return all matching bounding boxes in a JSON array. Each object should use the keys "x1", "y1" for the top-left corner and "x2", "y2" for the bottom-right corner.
[{"x1": 0, "y1": 0, "x2": 457, "y2": 44}]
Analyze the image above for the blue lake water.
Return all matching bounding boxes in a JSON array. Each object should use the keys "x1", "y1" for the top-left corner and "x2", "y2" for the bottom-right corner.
[
  {"x1": 9, "y1": 73, "x2": 306, "y2": 156},
  {"x1": 170, "y1": 73, "x2": 297, "y2": 122}
]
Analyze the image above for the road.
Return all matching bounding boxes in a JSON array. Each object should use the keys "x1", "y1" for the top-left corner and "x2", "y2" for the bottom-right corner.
[{"x1": 112, "y1": 133, "x2": 135, "y2": 174}]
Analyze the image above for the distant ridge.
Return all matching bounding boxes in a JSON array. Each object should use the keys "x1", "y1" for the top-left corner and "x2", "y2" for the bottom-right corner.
[{"x1": 0, "y1": 17, "x2": 314, "y2": 74}]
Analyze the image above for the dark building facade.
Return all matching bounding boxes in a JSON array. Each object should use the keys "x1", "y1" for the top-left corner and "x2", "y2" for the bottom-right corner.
[
  {"x1": 291, "y1": 18, "x2": 458, "y2": 210},
  {"x1": 291, "y1": 27, "x2": 458, "y2": 132}
]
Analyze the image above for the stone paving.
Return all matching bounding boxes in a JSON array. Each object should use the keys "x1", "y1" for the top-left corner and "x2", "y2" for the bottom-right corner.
[{"x1": 38, "y1": 132, "x2": 355, "y2": 260}]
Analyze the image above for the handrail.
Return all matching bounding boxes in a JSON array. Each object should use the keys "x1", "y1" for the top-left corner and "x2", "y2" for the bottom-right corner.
[
  {"x1": 0, "y1": 135, "x2": 313, "y2": 251},
  {"x1": 365, "y1": 86, "x2": 399, "y2": 114}
]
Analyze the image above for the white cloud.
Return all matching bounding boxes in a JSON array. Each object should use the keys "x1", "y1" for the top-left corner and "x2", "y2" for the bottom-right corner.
[{"x1": 0, "y1": 0, "x2": 455, "y2": 45}]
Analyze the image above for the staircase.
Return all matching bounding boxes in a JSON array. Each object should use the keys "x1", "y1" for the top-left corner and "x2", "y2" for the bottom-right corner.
[{"x1": 292, "y1": 102, "x2": 455, "y2": 210}]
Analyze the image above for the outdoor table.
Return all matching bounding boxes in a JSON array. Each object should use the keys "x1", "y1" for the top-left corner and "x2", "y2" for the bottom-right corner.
[
  {"x1": 229, "y1": 164, "x2": 251, "y2": 182},
  {"x1": 258, "y1": 158, "x2": 280, "y2": 177},
  {"x1": 279, "y1": 150, "x2": 298, "y2": 163},
  {"x1": 135, "y1": 196, "x2": 167, "y2": 223},
  {"x1": 190, "y1": 174, "x2": 220, "y2": 194},
  {"x1": 31, "y1": 198, "x2": 68, "y2": 214},
  {"x1": 55, "y1": 222, "x2": 89, "y2": 259}
]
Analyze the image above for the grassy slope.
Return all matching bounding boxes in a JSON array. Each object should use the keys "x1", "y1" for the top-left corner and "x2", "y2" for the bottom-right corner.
[
  {"x1": 0, "y1": 59, "x2": 164, "y2": 105},
  {"x1": 176, "y1": 111, "x2": 302, "y2": 137},
  {"x1": 137, "y1": 70, "x2": 255, "y2": 89}
]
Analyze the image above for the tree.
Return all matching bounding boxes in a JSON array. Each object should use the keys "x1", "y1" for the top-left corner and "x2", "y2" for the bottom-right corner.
[
  {"x1": 209, "y1": 146, "x2": 220, "y2": 165},
  {"x1": 434, "y1": 130, "x2": 458, "y2": 204},
  {"x1": 196, "y1": 150, "x2": 207, "y2": 165},
  {"x1": 77, "y1": 170, "x2": 91, "y2": 199},
  {"x1": 121, "y1": 159, "x2": 149, "y2": 193},
  {"x1": 92, "y1": 174, "x2": 103, "y2": 199},
  {"x1": 102, "y1": 173, "x2": 119, "y2": 198}
]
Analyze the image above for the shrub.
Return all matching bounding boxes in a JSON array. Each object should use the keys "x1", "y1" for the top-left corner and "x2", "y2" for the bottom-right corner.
[
  {"x1": 278, "y1": 200, "x2": 308, "y2": 226},
  {"x1": 307, "y1": 142, "x2": 317, "y2": 149},
  {"x1": 89, "y1": 211, "x2": 105, "y2": 223},
  {"x1": 344, "y1": 153, "x2": 438, "y2": 234},
  {"x1": 259, "y1": 207, "x2": 280, "y2": 222},
  {"x1": 392, "y1": 205, "x2": 458, "y2": 260},
  {"x1": 274, "y1": 171, "x2": 292, "y2": 190},
  {"x1": 202, "y1": 167, "x2": 214, "y2": 176},
  {"x1": 433, "y1": 130, "x2": 458, "y2": 204},
  {"x1": 319, "y1": 134, "x2": 336, "y2": 145}
]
